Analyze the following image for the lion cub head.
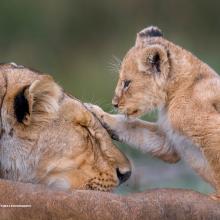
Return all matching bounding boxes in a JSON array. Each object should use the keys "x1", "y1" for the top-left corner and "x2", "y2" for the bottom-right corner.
[
  {"x1": 0, "y1": 63, "x2": 131, "y2": 191},
  {"x1": 113, "y1": 26, "x2": 204, "y2": 117}
]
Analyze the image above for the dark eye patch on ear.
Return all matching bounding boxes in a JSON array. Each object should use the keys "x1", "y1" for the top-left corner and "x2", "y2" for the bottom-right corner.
[
  {"x1": 148, "y1": 53, "x2": 160, "y2": 72},
  {"x1": 14, "y1": 87, "x2": 29, "y2": 123}
]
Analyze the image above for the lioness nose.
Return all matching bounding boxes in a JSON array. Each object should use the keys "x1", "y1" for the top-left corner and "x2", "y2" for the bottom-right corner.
[{"x1": 116, "y1": 168, "x2": 131, "y2": 184}]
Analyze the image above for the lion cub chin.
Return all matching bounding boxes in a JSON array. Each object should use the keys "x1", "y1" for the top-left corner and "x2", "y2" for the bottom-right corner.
[{"x1": 87, "y1": 26, "x2": 220, "y2": 199}]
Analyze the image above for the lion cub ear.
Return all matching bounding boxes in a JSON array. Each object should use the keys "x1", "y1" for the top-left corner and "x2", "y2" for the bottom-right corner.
[
  {"x1": 135, "y1": 26, "x2": 163, "y2": 47},
  {"x1": 138, "y1": 44, "x2": 170, "y2": 78},
  {"x1": 14, "y1": 75, "x2": 62, "y2": 125}
]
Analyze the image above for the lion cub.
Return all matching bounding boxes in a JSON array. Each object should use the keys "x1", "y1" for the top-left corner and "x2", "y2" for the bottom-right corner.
[{"x1": 87, "y1": 26, "x2": 220, "y2": 199}]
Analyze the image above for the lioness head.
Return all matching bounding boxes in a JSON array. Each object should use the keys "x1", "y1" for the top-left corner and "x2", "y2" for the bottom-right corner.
[
  {"x1": 0, "y1": 63, "x2": 131, "y2": 191},
  {"x1": 113, "y1": 26, "x2": 202, "y2": 117}
]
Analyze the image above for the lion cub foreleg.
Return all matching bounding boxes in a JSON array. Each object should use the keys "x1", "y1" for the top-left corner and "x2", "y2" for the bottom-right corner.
[{"x1": 86, "y1": 104, "x2": 180, "y2": 163}]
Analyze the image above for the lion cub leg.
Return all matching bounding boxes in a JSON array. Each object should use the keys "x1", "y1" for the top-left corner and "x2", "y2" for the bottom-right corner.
[{"x1": 85, "y1": 103, "x2": 180, "y2": 163}]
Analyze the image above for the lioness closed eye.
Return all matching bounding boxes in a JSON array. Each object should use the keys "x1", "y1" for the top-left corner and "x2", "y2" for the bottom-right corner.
[
  {"x1": 0, "y1": 63, "x2": 131, "y2": 191},
  {"x1": 87, "y1": 26, "x2": 220, "y2": 199}
]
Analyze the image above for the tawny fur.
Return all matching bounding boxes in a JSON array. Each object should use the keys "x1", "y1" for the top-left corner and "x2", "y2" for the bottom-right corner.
[
  {"x1": 87, "y1": 26, "x2": 220, "y2": 195},
  {"x1": 0, "y1": 63, "x2": 131, "y2": 192}
]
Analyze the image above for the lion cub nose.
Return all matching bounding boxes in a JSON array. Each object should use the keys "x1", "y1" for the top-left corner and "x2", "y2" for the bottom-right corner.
[
  {"x1": 113, "y1": 103, "x2": 119, "y2": 108},
  {"x1": 112, "y1": 97, "x2": 119, "y2": 108},
  {"x1": 116, "y1": 168, "x2": 131, "y2": 184}
]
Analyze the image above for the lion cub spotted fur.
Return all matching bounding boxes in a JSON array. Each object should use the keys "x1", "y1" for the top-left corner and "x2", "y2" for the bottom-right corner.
[
  {"x1": 87, "y1": 26, "x2": 220, "y2": 197},
  {"x1": 0, "y1": 63, "x2": 131, "y2": 191}
]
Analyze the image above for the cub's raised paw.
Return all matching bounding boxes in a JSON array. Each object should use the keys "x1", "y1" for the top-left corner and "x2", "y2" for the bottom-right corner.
[
  {"x1": 84, "y1": 103, "x2": 119, "y2": 141},
  {"x1": 84, "y1": 103, "x2": 106, "y2": 121}
]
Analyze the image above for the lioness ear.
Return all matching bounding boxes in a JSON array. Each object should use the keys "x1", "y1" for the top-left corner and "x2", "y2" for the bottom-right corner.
[
  {"x1": 138, "y1": 44, "x2": 170, "y2": 77},
  {"x1": 14, "y1": 75, "x2": 62, "y2": 125}
]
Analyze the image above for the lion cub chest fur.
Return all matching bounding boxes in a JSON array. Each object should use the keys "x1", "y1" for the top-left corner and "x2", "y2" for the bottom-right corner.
[{"x1": 158, "y1": 109, "x2": 214, "y2": 184}]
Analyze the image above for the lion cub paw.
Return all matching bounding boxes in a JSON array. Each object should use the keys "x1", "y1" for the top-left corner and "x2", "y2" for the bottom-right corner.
[
  {"x1": 84, "y1": 103, "x2": 119, "y2": 140},
  {"x1": 84, "y1": 103, "x2": 106, "y2": 121}
]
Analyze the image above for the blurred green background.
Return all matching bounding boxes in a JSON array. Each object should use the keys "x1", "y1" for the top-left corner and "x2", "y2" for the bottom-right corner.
[{"x1": 1, "y1": 0, "x2": 218, "y2": 194}]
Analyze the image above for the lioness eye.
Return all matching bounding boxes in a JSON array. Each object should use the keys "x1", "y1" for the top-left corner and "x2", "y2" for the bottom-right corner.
[{"x1": 124, "y1": 80, "x2": 131, "y2": 89}]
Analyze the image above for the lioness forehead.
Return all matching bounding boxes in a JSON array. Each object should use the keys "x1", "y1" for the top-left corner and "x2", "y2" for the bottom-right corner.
[
  {"x1": 0, "y1": 62, "x2": 40, "y2": 73},
  {"x1": 0, "y1": 62, "x2": 39, "y2": 83}
]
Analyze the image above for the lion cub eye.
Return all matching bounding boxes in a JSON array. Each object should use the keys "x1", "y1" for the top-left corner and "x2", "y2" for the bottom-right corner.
[{"x1": 123, "y1": 80, "x2": 131, "y2": 91}]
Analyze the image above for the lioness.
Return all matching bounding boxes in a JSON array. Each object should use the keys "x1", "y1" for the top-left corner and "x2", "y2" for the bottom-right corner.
[
  {"x1": 0, "y1": 63, "x2": 131, "y2": 191},
  {"x1": 87, "y1": 26, "x2": 220, "y2": 199}
]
